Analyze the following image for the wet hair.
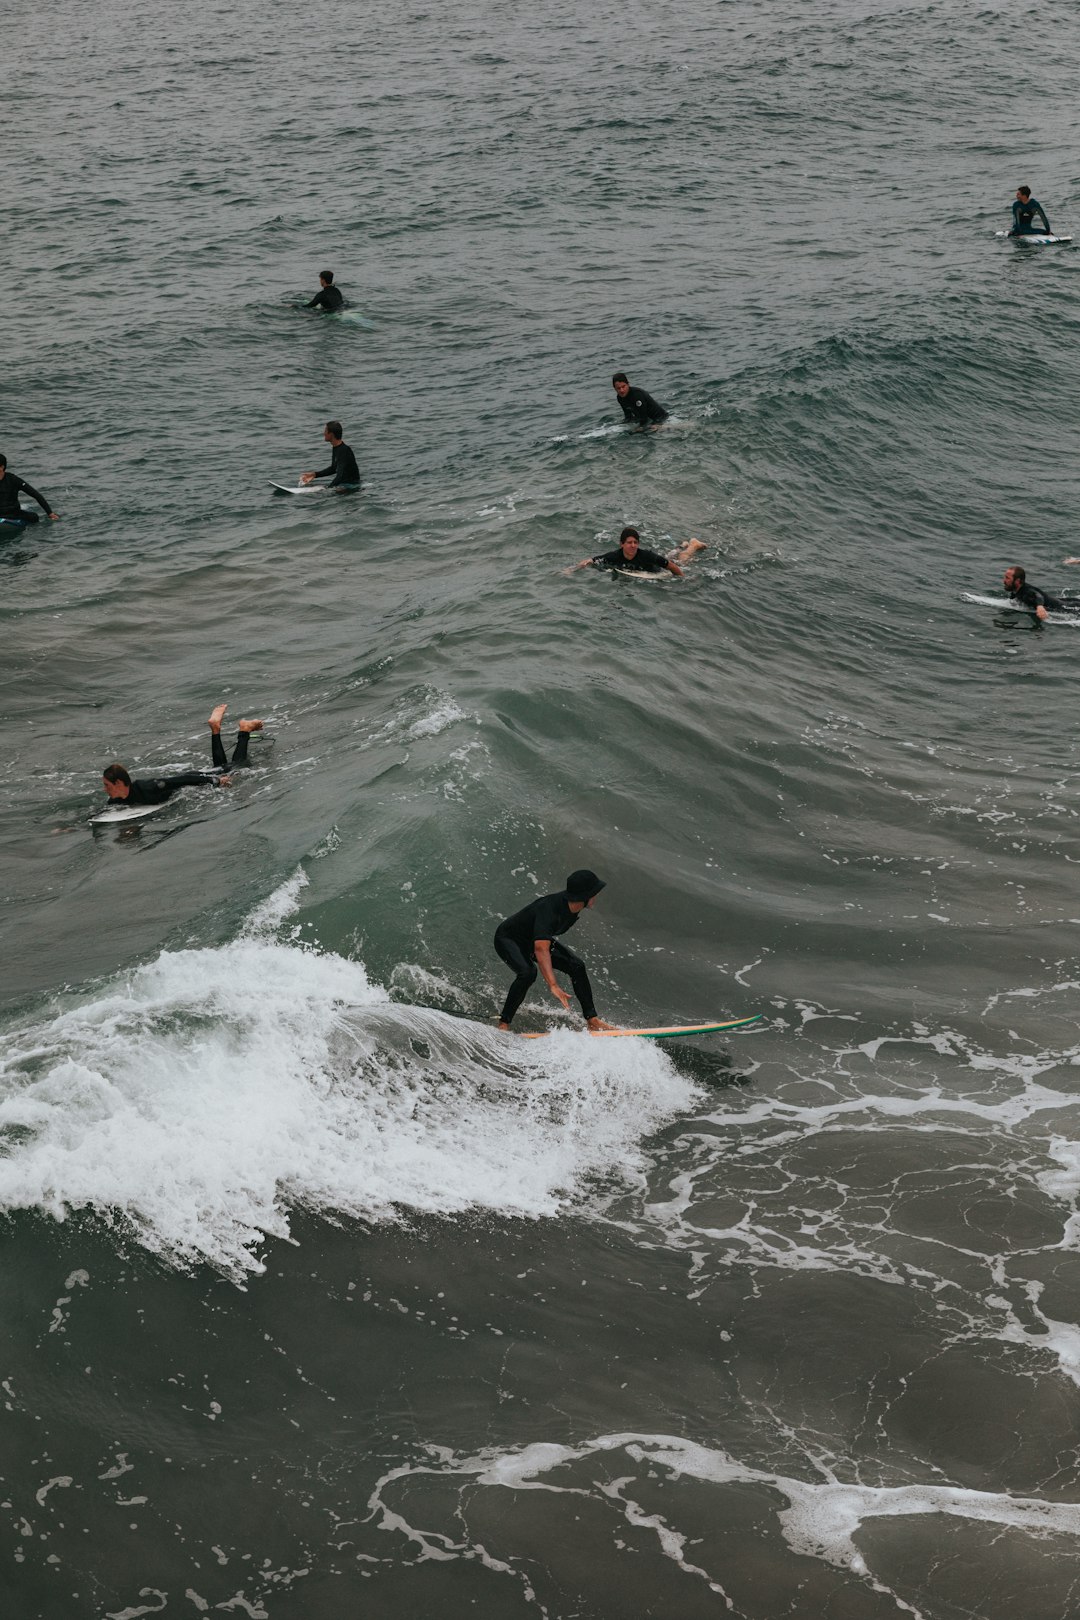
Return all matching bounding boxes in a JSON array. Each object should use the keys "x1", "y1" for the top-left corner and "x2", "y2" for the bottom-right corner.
[
  {"x1": 612, "y1": 372, "x2": 628, "y2": 385},
  {"x1": 103, "y1": 763, "x2": 131, "y2": 786},
  {"x1": 1009, "y1": 565, "x2": 1026, "y2": 584},
  {"x1": 325, "y1": 420, "x2": 343, "y2": 439},
  {"x1": 0, "y1": 455, "x2": 6, "y2": 469},
  {"x1": 1017, "y1": 186, "x2": 1031, "y2": 198},
  {"x1": 619, "y1": 526, "x2": 641, "y2": 544},
  {"x1": 320, "y1": 270, "x2": 334, "y2": 283}
]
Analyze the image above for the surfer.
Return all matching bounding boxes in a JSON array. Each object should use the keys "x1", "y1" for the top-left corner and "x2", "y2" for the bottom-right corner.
[
  {"x1": 571, "y1": 526, "x2": 705, "y2": 576},
  {"x1": 494, "y1": 869, "x2": 614, "y2": 1031},
  {"x1": 306, "y1": 270, "x2": 345, "y2": 312},
  {"x1": 1009, "y1": 187, "x2": 1052, "y2": 237},
  {"x1": 1002, "y1": 565, "x2": 1080, "y2": 621},
  {"x1": 299, "y1": 421, "x2": 361, "y2": 489},
  {"x1": 612, "y1": 373, "x2": 669, "y2": 427},
  {"x1": 101, "y1": 705, "x2": 263, "y2": 807},
  {"x1": 0, "y1": 455, "x2": 59, "y2": 524}
]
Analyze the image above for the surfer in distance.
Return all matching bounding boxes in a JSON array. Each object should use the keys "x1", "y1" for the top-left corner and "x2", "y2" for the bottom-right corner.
[
  {"x1": 1009, "y1": 187, "x2": 1052, "y2": 237},
  {"x1": 1002, "y1": 565, "x2": 1080, "y2": 621},
  {"x1": 612, "y1": 372, "x2": 669, "y2": 427},
  {"x1": 299, "y1": 421, "x2": 361, "y2": 489},
  {"x1": 306, "y1": 270, "x2": 345, "y2": 312},
  {"x1": 0, "y1": 454, "x2": 59, "y2": 525},
  {"x1": 570, "y1": 526, "x2": 706, "y2": 577},
  {"x1": 494, "y1": 870, "x2": 615, "y2": 1032},
  {"x1": 101, "y1": 705, "x2": 263, "y2": 807}
]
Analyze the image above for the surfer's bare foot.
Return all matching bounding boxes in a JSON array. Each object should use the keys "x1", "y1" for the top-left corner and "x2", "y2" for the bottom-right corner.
[
  {"x1": 496, "y1": 1021, "x2": 511, "y2": 1032},
  {"x1": 237, "y1": 718, "x2": 264, "y2": 733},
  {"x1": 208, "y1": 703, "x2": 228, "y2": 733},
  {"x1": 1064, "y1": 558, "x2": 1080, "y2": 566},
  {"x1": 587, "y1": 1017, "x2": 617, "y2": 1032}
]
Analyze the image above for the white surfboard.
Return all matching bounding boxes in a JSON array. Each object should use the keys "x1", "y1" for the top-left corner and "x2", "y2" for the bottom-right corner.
[
  {"x1": 612, "y1": 568, "x2": 674, "y2": 584},
  {"x1": 90, "y1": 803, "x2": 169, "y2": 826},
  {"x1": 520, "y1": 1015, "x2": 762, "y2": 1041},
  {"x1": 995, "y1": 230, "x2": 1072, "y2": 244},
  {"x1": 269, "y1": 481, "x2": 328, "y2": 496}
]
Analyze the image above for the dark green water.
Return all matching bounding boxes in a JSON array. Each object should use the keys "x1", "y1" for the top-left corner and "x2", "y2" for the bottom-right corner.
[{"x1": 4, "y1": 0, "x2": 1080, "y2": 1614}]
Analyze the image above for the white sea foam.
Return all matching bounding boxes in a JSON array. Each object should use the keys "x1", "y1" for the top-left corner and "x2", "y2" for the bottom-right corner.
[
  {"x1": 0, "y1": 893, "x2": 695, "y2": 1278},
  {"x1": 368, "y1": 1432, "x2": 1080, "y2": 1617}
]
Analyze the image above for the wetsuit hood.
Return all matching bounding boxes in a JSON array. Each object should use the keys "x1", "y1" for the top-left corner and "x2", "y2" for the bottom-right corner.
[{"x1": 566, "y1": 869, "x2": 606, "y2": 901}]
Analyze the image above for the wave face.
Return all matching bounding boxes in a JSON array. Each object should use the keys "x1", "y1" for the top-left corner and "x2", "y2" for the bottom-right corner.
[{"x1": 4, "y1": 0, "x2": 1080, "y2": 1614}]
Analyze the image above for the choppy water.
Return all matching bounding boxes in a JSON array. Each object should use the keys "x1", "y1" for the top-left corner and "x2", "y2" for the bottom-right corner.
[{"x1": 5, "y1": 0, "x2": 1080, "y2": 1615}]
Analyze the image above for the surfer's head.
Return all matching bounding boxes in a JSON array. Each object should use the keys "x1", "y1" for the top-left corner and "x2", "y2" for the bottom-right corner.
[
  {"x1": 619, "y1": 525, "x2": 641, "y2": 558},
  {"x1": 102, "y1": 763, "x2": 132, "y2": 799},
  {"x1": 319, "y1": 270, "x2": 335, "y2": 286},
  {"x1": 1016, "y1": 187, "x2": 1032, "y2": 200},
  {"x1": 1003, "y1": 565, "x2": 1025, "y2": 594},
  {"x1": 323, "y1": 420, "x2": 343, "y2": 443},
  {"x1": 0, "y1": 455, "x2": 7, "y2": 471},
  {"x1": 612, "y1": 373, "x2": 630, "y2": 398},
  {"x1": 566, "y1": 869, "x2": 606, "y2": 909}
]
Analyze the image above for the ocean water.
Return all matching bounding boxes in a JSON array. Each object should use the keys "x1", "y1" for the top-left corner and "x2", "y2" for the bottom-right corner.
[{"x1": 4, "y1": 0, "x2": 1080, "y2": 1614}]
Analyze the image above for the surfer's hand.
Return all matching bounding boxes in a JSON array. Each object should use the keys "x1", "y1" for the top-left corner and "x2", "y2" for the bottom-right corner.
[
  {"x1": 299, "y1": 472, "x2": 315, "y2": 485},
  {"x1": 549, "y1": 984, "x2": 571, "y2": 1010},
  {"x1": 48, "y1": 512, "x2": 60, "y2": 520},
  {"x1": 217, "y1": 775, "x2": 233, "y2": 787}
]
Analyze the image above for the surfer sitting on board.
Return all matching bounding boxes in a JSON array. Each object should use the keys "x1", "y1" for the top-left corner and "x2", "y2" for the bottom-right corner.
[
  {"x1": 299, "y1": 421, "x2": 361, "y2": 490},
  {"x1": 101, "y1": 705, "x2": 263, "y2": 807},
  {"x1": 1002, "y1": 565, "x2": 1080, "y2": 621},
  {"x1": 612, "y1": 373, "x2": 669, "y2": 427},
  {"x1": 306, "y1": 270, "x2": 345, "y2": 312},
  {"x1": 1010, "y1": 187, "x2": 1052, "y2": 237},
  {"x1": 0, "y1": 455, "x2": 59, "y2": 525},
  {"x1": 494, "y1": 870, "x2": 615, "y2": 1032},
  {"x1": 571, "y1": 526, "x2": 705, "y2": 577}
]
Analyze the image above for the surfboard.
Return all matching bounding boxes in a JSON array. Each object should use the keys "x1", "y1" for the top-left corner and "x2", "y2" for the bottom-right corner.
[
  {"x1": 520, "y1": 1015, "x2": 762, "y2": 1040},
  {"x1": 995, "y1": 230, "x2": 1072, "y2": 244},
  {"x1": 269, "y1": 481, "x2": 328, "y2": 496},
  {"x1": 613, "y1": 568, "x2": 674, "y2": 584},
  {"x1": 0, "y1": 514, "x2": 32, "y2": 529},
  {"x1": 90, "y1": 803, "x2": 169, "y2": 826}
]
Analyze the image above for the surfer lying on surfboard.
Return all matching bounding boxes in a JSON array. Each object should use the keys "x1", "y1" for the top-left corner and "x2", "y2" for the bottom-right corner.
[
  {"x1": 569, "y1": 527, "x2": 706, "y2": 577},
  {"x1": 494, "y1": 869, "x2": 615, "y2": 1032},
  {"x1": 101, "y1": 705, "x2": 263, "y2": 807},
  {"x1": 1002, "y1": 565, "x2": 1080, "y2": 622}
]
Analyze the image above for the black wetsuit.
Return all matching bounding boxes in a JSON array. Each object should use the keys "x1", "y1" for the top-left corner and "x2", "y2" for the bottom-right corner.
[
  {"x1": 592, "y1": 545, "x2": 671, "y2": 573},
  {"x1": 494, "y1": 891, "x2": 597, "y2": 1026},
  {"x1": 121, "y1": 730, "x2": 254, "y2": 806},
  {"x1": 307, "y1": 284, "x2": 345, "y2": 311},
  {"x1": 1008, "y1": 582, "x2": 1078, "y2": 616},
  {"x1": 617, "y1": 386, "x2": 669, "y2": 426},
  {"x1": 0, "y1": 471, "x2": 53, "y2": 524},
  {"x1": 1011, "y1": 197, "x2": 1051, "y2": 236},
  {"x1": 313, "y1": 441, "x2": 361, "y2": 487}
]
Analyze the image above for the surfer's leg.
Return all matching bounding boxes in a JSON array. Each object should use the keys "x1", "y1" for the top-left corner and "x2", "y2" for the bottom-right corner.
[
  {"x1": 670, "y1": 538, "x2": 707, "y2": 566},
  {"x1": 494, "y1": 933, "x2": 536, "y2": 1027},
  {"x1": 230, "y1": 719, "x2": 264, "y2": 767},
  {"x1": 549, "y1": 942, "x2": 597, "y2": 1022},
  {"x1": 207, "y1": 705, "x2": 229, "y2": 770}
]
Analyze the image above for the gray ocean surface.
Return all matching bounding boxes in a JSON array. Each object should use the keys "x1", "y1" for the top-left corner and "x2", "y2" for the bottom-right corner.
[{"x1": 5, "y1": 0, "x2": 1080, "y2": 1614}]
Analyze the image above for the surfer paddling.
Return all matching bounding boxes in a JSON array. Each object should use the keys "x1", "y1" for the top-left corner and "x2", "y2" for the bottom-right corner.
[
  {"x1": 299, "y1": 421, "x2": 361, "y2": 490},
  {"x1": 494, "y1": 869, "x2": 615, "y2": 1032},
  {"x1": 571, "y1": 526, "x2": 705, "y2": 577},
  {"x1": 612, "y1": 372, "x2": 669, "y2": 427},
  {"x1": 101, "y1": 705, "x2": 263, "y2": 807},
  {"x1": 0, "y1": 454, "x2": 59, "y2": 524},
  {"x1": 306, "y1": 270, "x2": 345, "y2": 312},
  {"x1": 1009, "y1": 186, "x2": 1052, "y2": 237},
  {"x1": 1002, "y1": 565, "x2": 1080, "y2": 622}
]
